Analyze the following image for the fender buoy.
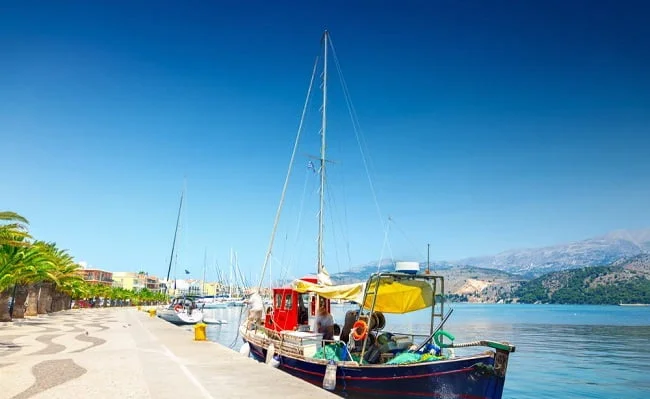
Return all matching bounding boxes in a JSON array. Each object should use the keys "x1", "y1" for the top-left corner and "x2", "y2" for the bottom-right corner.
[
  {"x1": 352, "y1": 319, "x2": 368, "y2": 341},
  {"x1": 174, "y1": 304, "x2": 183, "y2": 313},
  {"x1": 239, "y1": 342, "x2": 250, "y2": 357}
]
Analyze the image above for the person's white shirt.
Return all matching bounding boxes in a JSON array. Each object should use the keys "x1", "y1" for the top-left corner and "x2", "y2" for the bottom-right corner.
[{"x1": 248, "y1": 292, "x2": 263, "y2": 311}]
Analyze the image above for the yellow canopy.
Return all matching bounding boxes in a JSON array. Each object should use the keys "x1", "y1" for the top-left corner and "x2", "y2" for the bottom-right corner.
[
  {"x1": 363, "y1": 278, "x2": 433, "y2": 314},
  {"x1": 291, "y1": 276, "x2": 434, "y2": 314},
  {"x1": 292, "y1": 280, "x2": 365, "y2": 303}
]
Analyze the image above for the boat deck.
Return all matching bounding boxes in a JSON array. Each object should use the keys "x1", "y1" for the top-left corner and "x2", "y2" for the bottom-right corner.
[{"x1": 0, "y1": 307, "x2": 338, "y2": 399}]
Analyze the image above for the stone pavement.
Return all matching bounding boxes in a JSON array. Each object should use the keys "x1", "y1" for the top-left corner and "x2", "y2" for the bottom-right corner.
[{"x1": 0, "y1": 308, "x2": 338, "y2": 399}]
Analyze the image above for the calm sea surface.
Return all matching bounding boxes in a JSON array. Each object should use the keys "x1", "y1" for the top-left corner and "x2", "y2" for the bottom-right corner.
[{"x1": 195, "y1": 304, "x2": 650, "y2": 399}]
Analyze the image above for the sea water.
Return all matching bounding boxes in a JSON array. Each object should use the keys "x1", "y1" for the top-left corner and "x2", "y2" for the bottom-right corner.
[{"x1": 202, "y1": 304, "x2": 650, "y2": 399}]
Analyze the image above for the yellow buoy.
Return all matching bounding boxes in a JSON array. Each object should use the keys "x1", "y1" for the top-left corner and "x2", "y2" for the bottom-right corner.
[{"x1": 194, "y1": 322, "x2": 207, "y2": 341}]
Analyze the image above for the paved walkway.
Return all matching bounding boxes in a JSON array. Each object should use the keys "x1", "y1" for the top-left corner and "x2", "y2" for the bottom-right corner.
[{"x1": 0, "y1": 308, "x2": 338, "y2": 399}]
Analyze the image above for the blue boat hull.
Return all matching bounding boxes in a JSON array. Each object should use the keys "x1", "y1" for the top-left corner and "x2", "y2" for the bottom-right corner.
[{"x1": 247, "y1": 342, "x2": 508, "y2": 399}]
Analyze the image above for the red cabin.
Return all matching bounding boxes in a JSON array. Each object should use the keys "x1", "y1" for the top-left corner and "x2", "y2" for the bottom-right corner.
[{"x1": 264, "y1": 276, "x2": 331, "y2": 333}]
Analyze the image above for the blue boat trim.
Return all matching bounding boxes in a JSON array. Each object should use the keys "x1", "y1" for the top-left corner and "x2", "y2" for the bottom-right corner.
[{"x1": 246, "y1": 340, "x2": 507, "y2": 399}]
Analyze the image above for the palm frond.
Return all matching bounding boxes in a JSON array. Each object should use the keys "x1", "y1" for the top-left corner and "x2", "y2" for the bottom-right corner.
[{"x1": 0, "y1": 211, "x2": 29, "y2": 224}]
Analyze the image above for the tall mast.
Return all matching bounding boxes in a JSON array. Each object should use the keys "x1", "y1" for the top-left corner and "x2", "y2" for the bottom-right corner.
[
  {"x1": 164, "y1": 187, "x2": 184, "y2": 295},
  {"x1": 229, "y1": 248, "x2": 233, "y2": 298},
  {"x1": 317, "y1": 30, "x2": 329, "y2": 276},
  {"x1": 202, "y1": 248, "x2": 207, "y2": 295}
]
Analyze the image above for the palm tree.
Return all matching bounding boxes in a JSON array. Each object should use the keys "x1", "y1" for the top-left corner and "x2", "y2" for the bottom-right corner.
[
  {"x1": 0, "y1": 211, "x2": 30, "y2": 247},
  {"x1": 1, "y1": 242, "x2": 54, "y2": 319},
  {"x1": 54, "y1": 271, "x2": 87, "y2": 311},
  {"x1": 1, "y1": 212, "x2": 92, "y2": 321},
  {"x1": 36, "y1": 242, "x2": 80, "y2": 313}
]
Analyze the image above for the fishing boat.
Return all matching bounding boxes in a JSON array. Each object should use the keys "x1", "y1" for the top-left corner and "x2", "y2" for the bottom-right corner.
[
  {"x1": 157, "y1": 295, "x2": 204, "y2": 325},
  {"x1": 242, "y1": 268, "x2": 515, "y2": 398},
  {"x1": 239, "y1": 30, "x2": 516, "y2": 398}
]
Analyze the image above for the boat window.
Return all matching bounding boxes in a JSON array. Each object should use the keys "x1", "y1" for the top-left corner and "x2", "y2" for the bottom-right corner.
[
  {"x1": 275, "y1": 293, "x2": 283, "y2": 308},
  {"x1": 284, "y1": 294, "x2": 293, "y2": 310},
  {"x1": 299, "y1": 294, "x2": 310, "y2": 308}
]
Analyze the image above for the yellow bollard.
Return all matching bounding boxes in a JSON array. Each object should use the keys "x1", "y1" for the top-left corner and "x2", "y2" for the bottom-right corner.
[
  {"x1": 148, "y1": 309, "x2": 156, "y2": 317},
  {"x1": 194, "y1": 322, "x2": 207, "y2": 341},
  {"x1": 137, "y1": 306, "x2": 141, "y2": 311}
]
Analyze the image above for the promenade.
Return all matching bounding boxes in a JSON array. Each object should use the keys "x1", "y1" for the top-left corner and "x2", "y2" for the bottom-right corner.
[{"x1": 0, "y1": 308, "x2": 338, "y2": 399}]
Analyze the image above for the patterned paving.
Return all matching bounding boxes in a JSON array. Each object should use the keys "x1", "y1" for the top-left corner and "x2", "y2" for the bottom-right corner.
[
  {"x1": 11, "y1": 359, "x2": 87, "y2": 399},
  {"x1": 71, "y1": 333, "x2": 106, "y2": 353},
  {"x1": 0, "y1": 309, "x2": 118, "y2": 399}
]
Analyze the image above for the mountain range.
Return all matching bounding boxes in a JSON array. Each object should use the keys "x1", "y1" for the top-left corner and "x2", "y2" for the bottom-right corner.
[
  {"x1": 455, "y1": 229, "x2": 650, "y2": 276},
  {"x1": 332, "y1": 228, "x2": 650, "y2": 282}
]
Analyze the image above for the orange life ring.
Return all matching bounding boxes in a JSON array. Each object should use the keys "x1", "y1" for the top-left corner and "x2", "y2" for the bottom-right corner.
[
  {"x1": 174, "y1": 304, "x2": 183, "y2": 313},
  {"x1": 352, "y1": 319, "x2": 368, "y2": 341}
]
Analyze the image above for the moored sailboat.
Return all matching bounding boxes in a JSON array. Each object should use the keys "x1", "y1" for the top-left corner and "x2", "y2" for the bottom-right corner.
[
  {"x1": 156, "y1": 183, "x2": 204, "y2": 325},
  {"x1": 157, "y1": 295, "x2": 204, "y2": 325}
]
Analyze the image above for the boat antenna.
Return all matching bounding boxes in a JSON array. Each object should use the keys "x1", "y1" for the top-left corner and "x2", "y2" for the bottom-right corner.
[
  {"x1": 427, "y1": 243, "x2": 430, "y2": 274},
  {"x1": 317, "y1": 29, "x2": 329, "y2": 279},
  {"x1": 164, "y1": 183, "x2": 184, "y2": 295}
]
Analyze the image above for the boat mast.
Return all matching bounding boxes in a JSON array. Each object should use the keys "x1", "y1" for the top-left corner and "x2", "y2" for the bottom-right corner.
[
  {"x1": 164, "y1": 187, "x2": 184, "y2": 295},
  {"x1": 317, "y1": 30, "x2": 329, "y2": 278},
  {"x1": 202, "y1": 248, "x2": 207, "y2": 296},
  {"x1": 229, "y1": 248, "x2": 234, "y2": 298}
]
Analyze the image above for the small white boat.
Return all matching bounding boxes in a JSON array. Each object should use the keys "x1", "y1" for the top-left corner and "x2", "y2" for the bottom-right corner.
[
  {"x1": 201, "y1": 301, "x2": 229, "y2": 309},
  {"x1": 203, "y1": 317, "x2": 229, "y2": 325},
  {"x1": 228, "y1": 299, "x2": 245, "y2": 307},
  {"x1": 157, "y1": 297, "x2": 204, "y2": 325},
  {"x1": 196, "y1": 297, "x2": 229, "y2": 309}
]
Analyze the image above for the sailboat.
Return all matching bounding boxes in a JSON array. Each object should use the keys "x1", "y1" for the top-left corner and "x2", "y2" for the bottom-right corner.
[
  {"x1": 239, "y1": 31, "x2": 516, "y2": 398},
  {"x1": 156, "y1": 185, "x2": 204, "y2": 325}
]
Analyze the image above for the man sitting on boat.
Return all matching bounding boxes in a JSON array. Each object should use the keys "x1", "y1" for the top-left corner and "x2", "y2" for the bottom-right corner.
[{"x1": 244, "y1": 288, "x2": 264, "y2": 329}]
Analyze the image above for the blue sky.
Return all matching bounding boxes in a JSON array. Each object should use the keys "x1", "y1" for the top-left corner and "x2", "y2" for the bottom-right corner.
[{"x1": 1, "y1": 1, "x2": 649, "y2": 282}]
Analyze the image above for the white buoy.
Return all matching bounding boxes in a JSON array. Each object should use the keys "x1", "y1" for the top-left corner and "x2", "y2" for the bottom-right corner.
[
  {"x1": 266, "y1": 343, "x2": 275, "y2": 364},
  {"x1": 445, "y1": 348, "x2": 456, "y2": 359},
  {"x1": 239, "y1": 342, "x2": 250, "y2": 357},
  {"x1": 269, "y1": 355, "x2": 280, "y2": 368},
  {"x1": 322, "y1": 360, "x2": 337, "y2": 391}
]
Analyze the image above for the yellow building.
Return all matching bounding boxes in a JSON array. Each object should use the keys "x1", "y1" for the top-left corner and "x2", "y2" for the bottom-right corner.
[
  {"x1": 112, "y1": 272, "x2": 161, "y2": 292},
  {"x1": 202, "y1": 282, "x2": 223, "y2": 296}
]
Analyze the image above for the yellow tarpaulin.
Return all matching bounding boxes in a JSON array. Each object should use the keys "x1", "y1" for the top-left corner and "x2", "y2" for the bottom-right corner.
[
  {"x1": 291, "y1": 276, "x2": 434, "y2": 314},
  {"x1": 292, "y1": 280, "x2": 366, "y2": 303},
  {"x1": 363, "y1": 278, "x2": 433, "y2": 314}
]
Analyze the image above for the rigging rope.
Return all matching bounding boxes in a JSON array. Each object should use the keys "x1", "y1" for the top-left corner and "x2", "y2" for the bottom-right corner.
[
  {"x1": 256, "y1": 56, "x2": 320, "y2": 291},
  {"x1": 389, "y1": 216, "x2": 428, "y2": 262},
  {"x1": 328, "y1": 36, "x2": 394, "y2": 262},
  {"x1": 285, "y1": 166, "x2": 315, "y2": 276},
  {"x1": 376, "y1": 219, "x2": 392, "y2": 273}
]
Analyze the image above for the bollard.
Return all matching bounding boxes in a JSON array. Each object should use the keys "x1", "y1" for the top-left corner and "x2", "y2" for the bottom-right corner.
[
  {"x1": 148, "y1": 309, "x2": 156, "y2": 317},
  {"x1": 194, "y1": 322, "x2": 207, "y2": 341},
  {"x1": 137, "y1": 306, "x2": 141, "y2": 311}
]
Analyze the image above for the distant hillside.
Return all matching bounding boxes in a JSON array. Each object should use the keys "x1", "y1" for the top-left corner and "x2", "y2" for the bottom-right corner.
[
  {"x1": 331, "y1": 261, "x2": 523, "y2": 303},
  {"x1": 328, "y1": 229, "x2": 650, "y2": 303},
  {"x1": 456, "y1": 229, "x2": 650, "y2": 276},
  {"x1": 513, "y1": 254, "x2": 650, "y2": 305}
]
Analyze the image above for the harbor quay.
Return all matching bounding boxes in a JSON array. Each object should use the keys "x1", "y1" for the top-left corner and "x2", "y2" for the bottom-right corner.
[{"x1": 0, "y1": 308, "x2": 338, "y2": 399}]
